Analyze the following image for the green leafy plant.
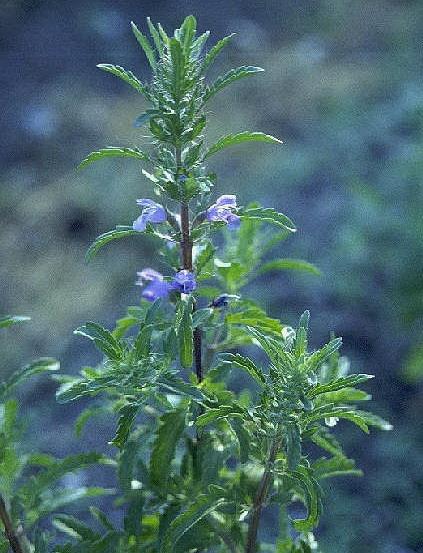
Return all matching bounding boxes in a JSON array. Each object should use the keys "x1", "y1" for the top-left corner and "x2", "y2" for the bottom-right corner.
[
  {"x1": 0, "y1": 15, "x2": 391, "y2": 553},
  {"x1": 0, "y1": 317, "x2": 114, "y2": 553}
]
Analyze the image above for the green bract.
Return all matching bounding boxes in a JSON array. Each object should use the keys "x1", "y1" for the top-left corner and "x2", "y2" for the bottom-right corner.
[{"x1": 0, "y1": 15, "x2": 391, "y2": 553}]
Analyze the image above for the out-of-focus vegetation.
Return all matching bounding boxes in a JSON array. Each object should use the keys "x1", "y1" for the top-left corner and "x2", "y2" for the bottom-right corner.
[{"x1": 0, "y1": 1, "x2": 422, "y2": 552}]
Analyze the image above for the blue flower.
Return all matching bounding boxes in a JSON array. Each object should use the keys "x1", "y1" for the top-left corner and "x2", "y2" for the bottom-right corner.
[
  {"x1": 206, "y1": 194, "x2": 240, "y2": 230},
  {"x1": 209, "y1": 294, "x2": 240, "y2": 308},
  {"x1": 133, "y1": 199, "x2": 167, "y2": 232},
  {"x1": 171, "y1": 270, "x2": 197, "y2": 294},
  {"x1": 136, "y1": 268, "x2": 197, "y2": 301},
  {"x1": 136, "y1": 268, "x2": 171, "y2": 302}
]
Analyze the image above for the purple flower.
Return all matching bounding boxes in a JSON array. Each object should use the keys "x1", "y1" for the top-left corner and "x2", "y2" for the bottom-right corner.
[
  {"x1": 136, "y1": 268, "x2": 171, "y2": 302},
  {"x1": 206, "y1": 194, "x2": 241, "y2": 230},
  {"x1": 171, "y1": 270, "x2": 197, "y2": 294},
  {"x1": 133, "y1": 199, "x2": 166, "y2": 232}
]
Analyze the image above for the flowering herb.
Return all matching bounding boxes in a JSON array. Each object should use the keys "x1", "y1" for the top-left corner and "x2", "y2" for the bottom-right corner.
[
  {"x1": 207, "y1": 194, "x2": 241, "y2": 229},
  {"x1": 45, "y1": 15, "x2": 392, "y2": 553},
  {"x1": 136, "y1": 268, "x2": 171, "y2": 301},
  {"x1": 132, "y1": 198, "x2": 167, "y2": 231}
]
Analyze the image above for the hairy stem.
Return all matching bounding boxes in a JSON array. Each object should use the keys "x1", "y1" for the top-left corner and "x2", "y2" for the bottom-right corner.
[
  {"x1": 0, "y1": 496, "x2": 25, "y2": 553},
  {"x1": 245, "y1": 435, "x2": 280, "y2": 553},
  {"x1": 176, "y1": 146, "x2": 203, "y2": 383}
]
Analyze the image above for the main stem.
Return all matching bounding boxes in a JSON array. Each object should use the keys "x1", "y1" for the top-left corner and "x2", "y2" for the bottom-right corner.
[
  {"x1": 176, "y1": 146, "x2": 203, "y2": 383},
  {"x1": 245, "y1": 434, "x2": 280, "y2": 553},
  {"x1": 0, "y1": 496, "x2": 25, "y2": 553}
]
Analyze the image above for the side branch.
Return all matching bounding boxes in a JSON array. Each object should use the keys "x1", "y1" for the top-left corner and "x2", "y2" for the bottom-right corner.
[
  {"x1": 245, "y1": 436, "x2": 280, "y2": 553},
  {"x1": 0, "y1": 496, "x2": 25, "y2": 553}
]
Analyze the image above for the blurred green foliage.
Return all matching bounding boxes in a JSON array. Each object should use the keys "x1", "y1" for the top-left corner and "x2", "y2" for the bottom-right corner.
[{"x1": 0, "y1": 1, "x2": 422, "y2": 552}]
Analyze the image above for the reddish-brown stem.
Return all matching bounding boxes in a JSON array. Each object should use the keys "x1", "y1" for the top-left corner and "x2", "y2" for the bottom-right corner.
[
  {"x1": 176, "y1": 147, "x2": 203, "y2": 383},
  {"x1": 0, "y1": 496, "x2": 25, "y2": 553}
]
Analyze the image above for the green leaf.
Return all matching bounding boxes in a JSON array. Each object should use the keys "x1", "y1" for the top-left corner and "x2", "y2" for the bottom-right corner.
[
  {"x1": 85, "y1": 227, "x2": 140, "y2": 262},
  {"x1": 306, "y1": 338, "x2": 343, "y2": 373},
  {"x1": 319, "y1": 387, "x2": 371, "y2": 403},
  {"x1": 150, "y1": 408, "x2": 186, "y2": 489},
  {"x1": 312, "y1": 456, "x2": 363, "y2": 479},
  {"x1": 246, "y1": 327, "x2": 294, "y2": 371},
  {"x1": 191, "y1": 31, "x2": 210, "y2": 60},
  {"x1": 97, "y1": 64, "x2": 148, "y2": 96},
  {"x1": 309, "y1": 426, "x2": 344, "y2": 456},
  {"x1": 196, "y1": 404, "x2": 246, "y2": 427},
  {"x1": 229, "y1": 419, "x2": 251, "y2": 463},
  {"x1": 289, "y1": 466, "x2": 322, "y2": 531},
  {"x1": 74, "y1": 322, "x2": 123, "y2": 361},
  {"x1": 179, "y1": 15, "x2": 197, "y2": 55},
  {"x1": 221, "y1": 353, "x2": 266, "y2": 386},
  {"x1": 0, "y1": 358, "x2": 59, "y2": 401},
  {"x1": 147, "y1": 17, "x2": 164, "y2": 56},
  {"x1": 78, "y1": 147, "x2": 149, "y2": 169},
  {"x1": 195, "y1": 242, "x2": 216, "y2": 274},
  {"x1": 110, "y1": 403, "x2": 140, "y2": 449},
  {"x1": 241, "y1": 207, "x2": 296, "y2": 233},
  {"x1": 178, "y1": 298, "x2": 193, "y2": 369},
  {"x1": 201, "y1": 33, "x2": 235, "y2": 73},
  {"x1": 0, "y1": 315, "x2": 30, "y2": 329},
  {"x1": 160, "y1": 495, "x2": 225, "y2": 553},
  {"x1": 286, "y1": 421, "x2": 301, "y2": 471},
  {"x1": 192, "y1": 308, "x2": 213, "y2": 329},
  {"x1": 133, "y1": 110, "x2": 159, "y2": 128},
  {"x1": 131, "y1": 21, "x2": 156, "y2": 69},
  {"x1": 258, "y1": 259, "x2": 321, "y2": 276},
  {"x1": 30, "y1": 487, "x2": 113, "y2": 524},
  {"x1": 89, "y1": 507, "x2": 115, "y2": 532},
  {"x1": 204, "y1": 131, "x2": 282, "y2": 159},
  {"x1": 75, "y1": 406, "x2": 107, "y2": 437},
  {"x1": 306, "y1": 407, "x2": 392, "y2": 433},
  {"x1": 169, "y1": 38, "x2": 186, "y2": 100},
  {"x1": 204, "y1": 66, "x2": 264, "y2": 101},
  {"x1": 308, "y1": 374, "x2": 374, "y2": 398},
  {"x1": 53, "y1": 514, "x2": 99, "y2": 540},
  {"x1": 19, "y1": 453, "x2": 109, "y2": 499}
]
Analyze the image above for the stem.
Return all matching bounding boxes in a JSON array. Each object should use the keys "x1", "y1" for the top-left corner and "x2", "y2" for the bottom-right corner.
[
  {"x1": 176, "y1": 145, "x2": 203, "y2": 383},
  {"x1": 245, "y1": 435, "x2": 280, "y2": 553},
  {"x1": 0, "y1": 496, "x2": 25, "y2": 553}
]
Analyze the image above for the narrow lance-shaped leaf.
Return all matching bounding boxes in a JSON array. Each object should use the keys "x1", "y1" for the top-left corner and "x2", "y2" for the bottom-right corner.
[
  {"x1": 97, "y1": 64, "x2": 149, "y2": 96},
  {"x1": 110, "y1": 403, "x2": 141, "y2": 449},
  {"x1": 200, "y1": 33, "x2": 235, "y2": 73},
  {"x1": 179, "y1": 15, "x2": 197, "y2": 55},
  {"x1": 258, "y1": 259, "x2": 321, "y2": 276},
  {"x1": 204, "y1": 65, "x2": 264, "y2": 101},
  {"x1": 131, "y1": 21, "x2": 157, "y2": 69},
  {"x1": 289, "y1": 467, "x2": 323, "y2": 532},
  {"x1": 78, "y1": 147, "x2": 149, "y2": 169},
  {"x1": 286, "y1": 421, "x2": 302, "y2": 471},
  {"x1": 85, "y1": 226, "x2": 141, "y2": 263},
  {"x1": 169, "y1": 38, "x2": 186, "y2": 100},
  {"x1": 53, "y1": 514, "x2": 99, "y2": 541},
  {"x1": 160, "y1": 494, "x2": 226, "y2": 553},
  {"x1": 312, "y1": 456, "x2": 363, "y2": 479},
  {"x1": 178, "y1": 298, "x2": 194, "y2": 369},
  {"x1": 306, "y1": 338, "x2": 343, "y2": 373},
  {"x1": 221, "y1": 353, "x2": 266, "y2": 386},
  {"x1": 191, "y1": 31, "x2": 210, "y2": 60},
  {"x1": 240, "y1": 207, "x2": 296, "y2": 233},
  {"x1": 308, "y1": 374, "x2": 374, "y2": 398},
  {"x1": 147, "y1": 17, "x2": 164, "y2": 56},
  {"x1": 0, "y1": 358, "x2": 59, "y2": 401},
  {"x1": 204, "y1": 131, "x2": 282, "y2": 159},
  {"x1": 74, "y1": 322, "x2": 123, "y2": 361},
  {"x1": 150, "y1": 408, "x2": 186, "y2": 489},
  {"x1": 0, "y1": 315, "x2": 31, "y2": 329}
]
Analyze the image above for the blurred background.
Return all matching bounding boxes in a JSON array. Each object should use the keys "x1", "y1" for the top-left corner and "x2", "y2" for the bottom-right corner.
[{"x1": 0, "y1": 0, "x2": 422, "y2": 551}]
